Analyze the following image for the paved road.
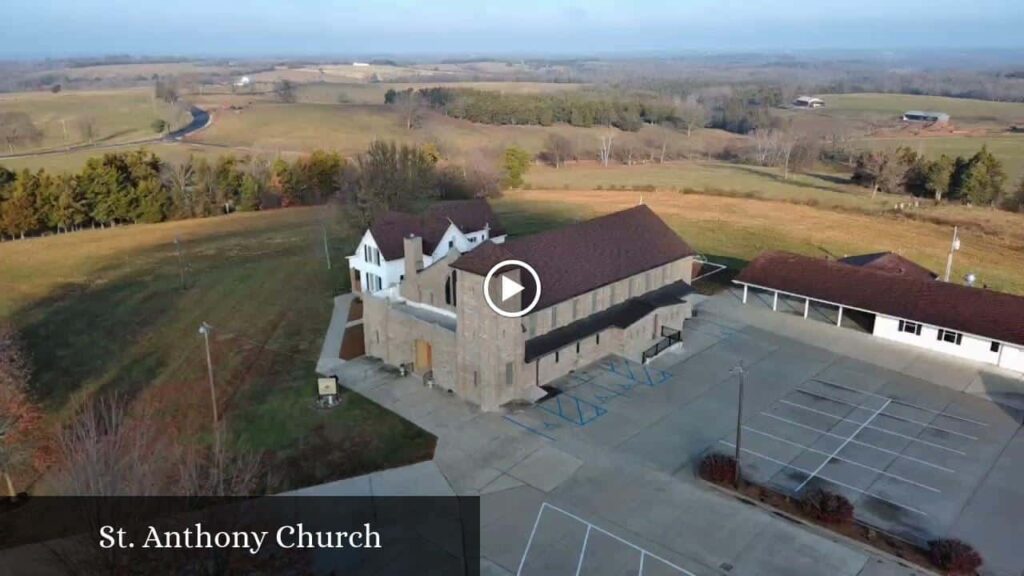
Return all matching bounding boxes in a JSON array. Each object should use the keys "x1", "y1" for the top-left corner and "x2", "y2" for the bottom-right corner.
[{"x1": 0, "y1": 104, "x2": 212, "y2": 161}]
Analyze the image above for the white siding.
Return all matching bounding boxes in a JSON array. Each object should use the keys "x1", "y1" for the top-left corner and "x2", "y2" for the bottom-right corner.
[
  {"x1": 873, "y1": 314, "x2": 1006, "y2": 367},
  {"x1": 998, "y1": 344, "x2": 1024, "y2": 373}
]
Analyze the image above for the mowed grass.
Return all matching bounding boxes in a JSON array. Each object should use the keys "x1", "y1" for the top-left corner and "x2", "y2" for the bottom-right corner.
[
  {"x1": 524, "y1": 161, "x2": 899, "y2": 212},
  {"x1": 0, "y1": 142, "x2": 229, "y2": 173},
  {"x1": 858, "y1": 133, "x2": 1024, "y2": 183},
  {"x1": 0, "y1": 88, "x2": 186, "y2": 154},
  {"x1": 0, "y1": 207, "x2": 435, "y2": 492},
  {"x1": 192, "y1": 100, "x2": 738, "y2": 160},
  {"x1": 819, "y1": 93, "x2": 1024, "y2": 128},
  {"x1": 493, "y1": 189, "x2": 1024, "y2": 296}
]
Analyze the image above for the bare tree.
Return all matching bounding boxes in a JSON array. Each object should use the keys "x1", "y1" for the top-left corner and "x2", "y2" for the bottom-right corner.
[
  {"x1": 54, "y1": 394, "x2": 164, "y2": 496},
  {"x1": 396, "y1": 91, "x2": 424, "y2": 131},
  {"x1": 0, "y1": 323, "x2": 42, "y2": 498},
  {"x1": 0, "y1": 112, "x2": 44, "y2": 153},
  {"x1": 675, "y1": 94, "x2": 707, "y2": 137},
  {"x1": 76, "y1": 116, "x2": 96, "y2": 145},
  {"x1": 176, "y1": 421, "x2": 265, "y2": 496},
  {"x1": 542, "y1": 133, "x2": 574, "y2": 168},
  {"x1": 598, "y1": 128, "x2": 615, "y2": 167}
]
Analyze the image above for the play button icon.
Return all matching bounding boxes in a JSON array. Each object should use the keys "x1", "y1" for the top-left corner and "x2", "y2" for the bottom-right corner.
[
  {"x1": 483, "y1": 259, "x2": 542, "y2": 318},
  {"x1": 501, "y1": 274, "x2": 525, "y2": 302}
]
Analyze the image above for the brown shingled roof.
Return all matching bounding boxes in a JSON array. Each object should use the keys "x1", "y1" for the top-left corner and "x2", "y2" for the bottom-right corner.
[
  {"x1": 839, "y1": 252, "x2": 937, "y2": 280},
  {"x1": 452, "y1": 205, "x2": 696, "y2": 310},
  {"x1": 734, "y1": 251, "x2": 1024, "y2": 346},
  {"x1": 368, "y1": 199, "x2": 506, "y2": 260}
]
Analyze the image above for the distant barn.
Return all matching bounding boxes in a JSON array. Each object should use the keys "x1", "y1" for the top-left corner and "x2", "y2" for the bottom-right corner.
[
  {"x1": 792, "y1": 96, "x2": 825, "y2": 108},
  {"x1": 902, "y1": 110, "x2": 950, "y2": 124}
]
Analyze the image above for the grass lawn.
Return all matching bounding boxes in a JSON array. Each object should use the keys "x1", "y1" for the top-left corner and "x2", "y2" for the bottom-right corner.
[
  {"x1": 493, "y1": 189, "x2": 1024, "y2": 296},
  {"x1": 0, "y1": 206, "x2": 435, "y2": 493},
  {"x1": 0, "y1": 88, "x2": 188, "y2": 154},
  {"x1": 0, "y1": 142, "x2": 228, "y2": 174},
  {"x1": 857, "y1": 133, "x2": 1024, "y2": 183},
  {"x1": 819, "y1": 93, "x2": 1024, "y2": 128},
  {"x1": 524, "y1": 161, "x2": 899, "y2": 212}
]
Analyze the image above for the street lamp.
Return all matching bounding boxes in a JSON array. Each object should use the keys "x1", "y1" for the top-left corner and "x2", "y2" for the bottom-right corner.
[
  {"x1": 198, "y1": 322, "x2": 220, "y2": 460},
  {"x1": 964, "y1": 273, "x2": 977, "y2": 287},
  {"x1": 730, "y1": 363, "x2": 746, "y2": 488},
  {"x1": 943, "y1": 226, "x2": 961, "y2": 282}
]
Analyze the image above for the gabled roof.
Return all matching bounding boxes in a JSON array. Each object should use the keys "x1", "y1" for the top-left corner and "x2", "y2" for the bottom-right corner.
[
  {"x1": 368, "y1": 199, "x2": 505, "y2": 260},
  {"x1": 452, "y1": 205, "x2": 697, "y2": 310},
  {"x1": 839, "y1": 252, "x2": 937, "y2": 280},
  {"x1": 734, "y1": 251, "x2": 1024, "y2": 346}
]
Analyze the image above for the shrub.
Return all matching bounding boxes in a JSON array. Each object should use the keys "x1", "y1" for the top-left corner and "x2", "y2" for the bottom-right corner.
[
  {"x1": 928, "y1": 539, "x2": 982, "y2": 575},
  {"x1": 698, "y1": 453, "x2": 737, "y2": 484},
  {"x1": 799, "y1": 488, "x2": 854, "y2": 524}
]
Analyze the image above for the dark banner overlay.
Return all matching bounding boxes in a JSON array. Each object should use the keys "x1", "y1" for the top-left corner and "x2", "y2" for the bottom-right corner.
[{"x1": 0, "y1": 496, "x2": 480, "y2": 575}]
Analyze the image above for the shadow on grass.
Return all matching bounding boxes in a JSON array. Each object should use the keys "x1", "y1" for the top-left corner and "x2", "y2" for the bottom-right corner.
[{"x1": 727, "y1": 164, "x2": 853, "y2": 196}]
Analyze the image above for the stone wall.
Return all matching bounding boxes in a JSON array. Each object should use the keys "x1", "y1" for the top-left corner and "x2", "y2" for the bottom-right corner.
[{"x1": 363, "y1": 294, "x2": 457, "y2": 391}]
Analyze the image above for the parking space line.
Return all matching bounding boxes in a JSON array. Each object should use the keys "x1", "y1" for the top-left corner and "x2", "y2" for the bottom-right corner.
[
  {"x1": 795, "y1": 399, "x2": 891, "y2": 492},
  {"x1": 719, "y1": 441, "x2": 928, "y2": 516},
  {"x1": 810, "y1": 379, "x2": 989, "y2": 427},
  {"x1": 779, "y1": 399, "x2": 967, "y2": 456},
  {"x1": 743, "y1": 426, "x2": 941, "y2": 493},
  {"x1": 760, "y1": 412, "x2": 956, "y2": 473},
  {"x1": 794, "y1": 388, "x2": 980, "y2": 440}
]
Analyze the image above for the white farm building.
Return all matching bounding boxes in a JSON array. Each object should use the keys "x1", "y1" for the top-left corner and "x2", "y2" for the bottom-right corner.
[{"x1": 734, "y1": 251, "x2": 1024, "y2": 374}]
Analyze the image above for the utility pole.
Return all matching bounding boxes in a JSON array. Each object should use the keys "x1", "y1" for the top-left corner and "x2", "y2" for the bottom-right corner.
[
  {"x1": 198, "y1": 322, "x2": 221, "y2": 493},
  {"x1": 174, "y1": 236, "x2": 188, "y2": 290},
  {"x1": 731, "y1": 364, "x2": 746, "y2": 488},
  {"x1": 943, "y1": 226, "x2": 960, "y2": 282},
  {"x1": 321, "y1": 224, "x2": 332, "y2": 270}
]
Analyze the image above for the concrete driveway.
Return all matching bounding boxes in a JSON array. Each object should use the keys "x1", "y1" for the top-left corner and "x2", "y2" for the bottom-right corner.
[{"x1": 329, "y1": 289, "x2": 1023, "y2": 576}]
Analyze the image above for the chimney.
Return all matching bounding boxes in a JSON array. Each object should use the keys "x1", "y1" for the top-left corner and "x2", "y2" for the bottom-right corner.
[{"x1": 403, "y1": 234, "x2": 423, "y2": 280}]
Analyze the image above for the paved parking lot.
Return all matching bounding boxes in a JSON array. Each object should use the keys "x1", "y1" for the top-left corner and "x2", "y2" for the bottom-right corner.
[{"x1": 502, "y1": 290, "x2": 1024, "y2": 575}]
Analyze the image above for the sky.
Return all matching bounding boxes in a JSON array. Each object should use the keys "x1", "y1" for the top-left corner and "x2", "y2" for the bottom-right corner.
[{"x1": 2, "y1": 0, "x2": 1023, "y2": 59}]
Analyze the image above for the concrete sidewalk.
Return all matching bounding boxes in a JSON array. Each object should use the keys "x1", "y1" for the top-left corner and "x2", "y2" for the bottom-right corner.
[{"x1": 316, "y1": 293, "x2": 354, "y2": 376}]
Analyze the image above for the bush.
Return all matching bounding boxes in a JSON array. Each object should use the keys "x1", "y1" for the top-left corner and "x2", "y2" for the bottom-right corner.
[
  {"x1": 799, "y1": 488, "x2": 854, "y2": 524},
  {"x1": 928, "y1": 539, "x2": 982, "y2": 575},
  {"x1": 150, "y1": 118, "x2": 167, "y2": 133},
  {"x1": 698, "y1": 453, "x2": 737, "y2": 484}
]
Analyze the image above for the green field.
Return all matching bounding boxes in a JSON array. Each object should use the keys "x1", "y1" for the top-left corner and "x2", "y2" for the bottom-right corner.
[
  {"x1": 819, "y1": 93, "x2": 1024, "y2": 128},
  {"x1": 858, "y1": 133, "x2": 1024, "y2": 183},
  {"x1": 0, "y1": 207, "x2": 434, "y2": 493},
  {"x1": 0, "y1": 88, "x2": 188, "y2": 154}
]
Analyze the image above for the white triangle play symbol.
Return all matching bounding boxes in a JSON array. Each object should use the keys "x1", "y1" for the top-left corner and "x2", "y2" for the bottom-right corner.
[{"x1": 501, "y1": 274, "x2": 525, "y2": 302}]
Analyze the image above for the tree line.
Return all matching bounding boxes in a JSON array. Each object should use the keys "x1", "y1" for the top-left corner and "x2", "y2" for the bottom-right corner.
[
  {"x1": 385, "y1": 87, "x2": 683, "y2": 132},
  {"x1": 0, "y1": 138, "x2": 526, "y2": 241},
  {"x1": 852, "y1": 145, "x2": 1024, "y2": 211},
  {"x1": 0, "y1": 149, "x2": 346, "y2": 240}
]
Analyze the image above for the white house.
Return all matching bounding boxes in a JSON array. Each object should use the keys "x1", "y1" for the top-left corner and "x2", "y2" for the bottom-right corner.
[
  {"x1": 347, "y1": 199, "x2": 506, "y2": 296},
  {"x1": 733, "y1": 251, "x2": 1024, "y2": 374}
]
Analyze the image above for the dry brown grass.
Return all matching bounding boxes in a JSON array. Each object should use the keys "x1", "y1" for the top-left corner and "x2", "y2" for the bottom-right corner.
[{"x1": 495, "y1": 189, "x2": 1024, "y2": 295}]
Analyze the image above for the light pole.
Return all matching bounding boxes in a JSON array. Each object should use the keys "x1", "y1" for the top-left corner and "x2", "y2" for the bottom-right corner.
[
  {"x1": 943, "y1": 226, "x2": 960, "y2": 282},
  {"x1": 731, "y1": 363, "x2": 746, "y2": 488},
  {"x1": 321, "y1": 224, "x2": 332, "y2": 270},
  {"x1": 198, "y1": 322, "x2": 220, "y2": 460}
]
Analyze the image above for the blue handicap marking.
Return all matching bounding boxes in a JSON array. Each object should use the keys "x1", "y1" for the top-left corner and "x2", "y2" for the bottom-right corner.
[{"x1": 537, "y1": 393, "x2": 607, "y2": 426}]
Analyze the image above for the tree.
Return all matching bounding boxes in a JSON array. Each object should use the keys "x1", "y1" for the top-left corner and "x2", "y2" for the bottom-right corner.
[
  {"x1": 924, "y1": 155, "x2": 955, "y2": 202},
  {"x1": 76, "y1": 116, "x2": 97, "y2": 145},
  {"x1": 952, "y1": 147, "x2": 1006, "y2": 206},
  {"x1": 1009, "y1": 177, "x2": 1024, "y2": 212},
  {"x1": 163, "y1": 158, "x2": 197, "y2": 218},
  {"x1": 852, "y1": 150, "x2": 906, "y2": 197},
  {"x1": 675, "y1": 95, "x2": 707, "y2": 137},
  {"x1": 348, "y1": 141, "x2": 438, "y2": 226},
  {"x1": 541, "y1": 134, "x2": 574, "y2": 168},
  {"x1": 0, "y1": 112, "x2": 44, "y2": 154},
  {"x1": 274, "y1": 80, "x2": 297, "y2": 104},
  {"x1": 501, "y1": 146, "x2": 531, "y2": 188},
  {"x1": 150, "y1": 118, "x2": 167, "y2": 133},
  {"x1": 0, "y1": 323, "x2": 44, "y2": 498},
  {"x1": 598, "y1": 129, "x2": 615, "y2": 167}
]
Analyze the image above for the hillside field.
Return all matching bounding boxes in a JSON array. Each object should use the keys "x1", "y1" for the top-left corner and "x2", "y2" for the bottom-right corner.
[
  {"x1": 0, "y1": 88, "x2": 188, "y2": 154},
  {"x1": 0, "y1": 207, "x2": 434, "y2": 493},
  {"x1": 493, "y1": 188, "x2": 1024, "y2": 296}
]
